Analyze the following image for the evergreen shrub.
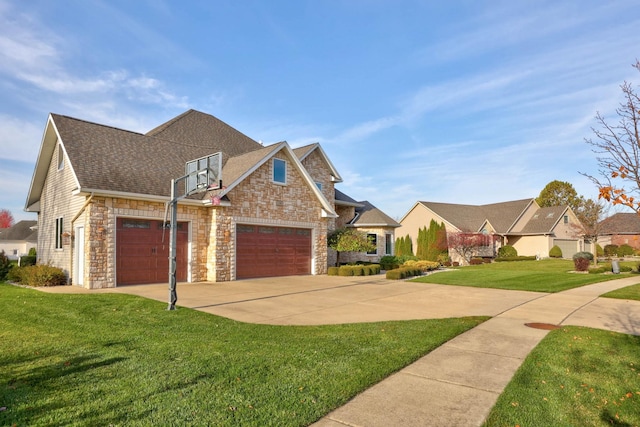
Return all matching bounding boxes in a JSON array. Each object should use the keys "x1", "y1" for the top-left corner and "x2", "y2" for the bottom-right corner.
[
  {"x1": 327, "y1": 267, "x2": 339, "y2": 276},
  {"x1": 604, "y1": 244, "x2": 618, "y2": 256},
  {"x1": 549, "y1": 245, "x2": 563, "y2": 258},
  {"x1": 497, "y1": 245, "x2": 517, "y2": 258},
  {"x1": 618, "y1": 244, "x2": 634, "y2": 256},
  {"x1": 338, "y1": 266, "x2": 354, "y2": 276},
  {"x1": 0, "y1": 250, "x2": 11, "y2": 281}
]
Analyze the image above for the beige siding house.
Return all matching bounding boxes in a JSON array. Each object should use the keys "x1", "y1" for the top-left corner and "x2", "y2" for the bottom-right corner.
[
  {"x1": 0, "y1": 220, "x2": 37, "y2": 260},
  {"x1": 25, "y1": 110, "x2": 397, "y2": 288},
  {"x1": 398, "y1": 199, "x2": 583, "y2": 264}
]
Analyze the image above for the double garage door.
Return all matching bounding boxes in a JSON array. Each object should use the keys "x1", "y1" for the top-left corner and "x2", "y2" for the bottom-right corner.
[
  {"x1": 236, "y1": 225, "x2": 311, "y2": 279},
  {"x1": 116, "y1": 218, "x2": 188, "y2": 285}
]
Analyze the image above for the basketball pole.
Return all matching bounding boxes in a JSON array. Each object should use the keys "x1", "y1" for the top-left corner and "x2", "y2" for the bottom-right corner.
[{"x1": 168, "y1": 177, "x2": 179, "y2": 310}]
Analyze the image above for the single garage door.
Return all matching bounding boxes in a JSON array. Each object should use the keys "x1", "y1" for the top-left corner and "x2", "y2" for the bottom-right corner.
[
  {"x1": 236, "y1": 224, "x2": 311, "y2": 279},
  {"x1": 553, "y1": 239, "x2": 579, "y2": 259},
  {"x1": 116, "y1": 218, "x2": 188, "y2": 285}
]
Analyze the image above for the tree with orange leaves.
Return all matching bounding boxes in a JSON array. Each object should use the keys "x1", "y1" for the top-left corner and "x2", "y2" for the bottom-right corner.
[{"x1": 582, "y1": 60, "x2": 640, "y2": 214}]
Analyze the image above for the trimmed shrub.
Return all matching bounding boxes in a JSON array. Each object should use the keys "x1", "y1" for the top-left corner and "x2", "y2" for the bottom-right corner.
[
  {"x1": 338, "y1": 266, "x2": 354, "y2": 276},
  {"x1": 327, "y1": 266, "x2": 339, "y2": 276},
  {"x1": 370, "y1": 264, "x2": 381, "y2": 275},
  {"x1": 589, "y1": 266, "x2": 609, "y2": 274},
  {"x1": 573, "y1": 257, "x2": 590, "y2": 272},
  {"x1": 402, "y1": 260, "x2": 439, "y2": 272},
  {"x1": 386, "y1": 269, "x2": 405, "y2": 280},
  {"x1": 469, "y1": 257, "x2": 484, "y2": 265},
  {"x1": 351, "y1": 266, "x2": 364, "y2": 276},
  {"x1": 572, "y1": 251, "x2": 594, "y2": 261},
  {"x1": 494, "y1": 256, "x2": 537, "y2": 262},
  {"x1": 620, "y1": 265, "x2": 633, "y2": 272},
  {"x1": 0, "y1": 250, "x2": 11, "y2": 281},
  {"x1": 379, "y1": 255, "x2": 399, "y2": 270},
  {"x1": 11, "y1": 264, "x2": 67, "y2": 287},
  {"x1": 618, "y1": 244, "x2": 634, "y2": 257},
  {"x1": 19, "y1": 255, "x2": 36, "y2": 267},
  {"x1": 497, "y1": 245, "x2": 517, "y2": 258},
  {"x1": 604, "y1": 244, "x2": 618, "y2": 256},
  {"x1": 549, "y1": 245, "x2": 563, "y2": 258}
]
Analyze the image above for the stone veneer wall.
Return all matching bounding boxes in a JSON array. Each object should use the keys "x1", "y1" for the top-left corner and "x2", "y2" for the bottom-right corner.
[
  {"x1": 84, "y1": 197, "x2": 210, "y2": 289},
  {"x1": 210, "y1": 150, "x2": 330, "y2": 281}
]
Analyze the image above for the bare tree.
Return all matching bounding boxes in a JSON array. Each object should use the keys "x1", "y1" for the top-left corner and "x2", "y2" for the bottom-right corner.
[
  {"x1": 443, "y1": 232, "x2": 498, "y2": 265},
  {"x1": 571, "y1": 198, "x2": 608, "y2": 265},
  {"x1": 582, "y1": 60, "x2": 640, "y2": 213}
]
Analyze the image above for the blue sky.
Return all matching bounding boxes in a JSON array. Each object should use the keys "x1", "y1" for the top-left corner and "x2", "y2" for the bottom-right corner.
[{"x1": 2, "y1": 0, "x2": 640, "y2": 222}]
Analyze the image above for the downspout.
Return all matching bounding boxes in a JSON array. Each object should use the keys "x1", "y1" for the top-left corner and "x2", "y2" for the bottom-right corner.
[{"x1": 69, "y1": 193, "x2": 94, "y2": 286}]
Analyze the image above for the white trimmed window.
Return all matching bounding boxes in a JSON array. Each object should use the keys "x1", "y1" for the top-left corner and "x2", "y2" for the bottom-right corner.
[
  {"x1": 55, "y1": 217, "x2": 64, "y2": 249},
  {"x1": 367, "y1": 233, "x2": 377, "y2": 255},
  {"x1": 385, "y1": 233, "x2": 392, "y2": 255},
  {"x1": 273, "y1": 158, "x2": 287, "y2": 184}
]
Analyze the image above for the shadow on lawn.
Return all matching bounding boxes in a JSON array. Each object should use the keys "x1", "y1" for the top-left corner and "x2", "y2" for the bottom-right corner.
[{"x1": 1, "y1": 353, "x2": 133, "y2": 425}]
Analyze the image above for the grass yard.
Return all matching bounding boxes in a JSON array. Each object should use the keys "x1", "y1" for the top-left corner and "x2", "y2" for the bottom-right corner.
[
  {"x1": 412, "y1": 259, "x2": 639, "y2": 293},
  {"x1": 602, "y1": 283, "x2": 640, "y2": 301},
  {"x1": 483, "y1": 326, "x2": 640, "y2": 427},
  {"x1": 0, "y1": 283, "x2": 486, "y2": 426}
]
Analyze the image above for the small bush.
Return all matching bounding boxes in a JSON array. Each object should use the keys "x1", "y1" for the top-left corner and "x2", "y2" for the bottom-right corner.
[
  {"x1": 595, "y1": 244, "x2": 604, "y2": 257},
  {"x1": 573, "y1": 257, "x2": 590, "y2": 272},
  {"x1": 370, "y1": 264, "x2": 381, "y2": 275},
  {"x1": 28, "y1": 247, "x2": 37, "y2": 256},
  {"x1": 338, "y1": 266, "x2": 354, "y2": 276},
  {"x1": 327, "y1": 267, "x2": 339, "y2": 276},
  {"x1": 351, "y1": 266, "x2": 364, "y2": 276},
  {"x1": 588, "y1": 266, "x2": 608, "y2": 274},
  {"x1": 497, "y1": 245, "x2": 517, "y2": 258},
  {"x1": 469, "y1": 257, "x2": 483, "y2": 265},
  {"x1": 549, "y1": 245, "x2": 563, "y2": 258},
  {"x1": 402, "y1": 260, "x2": 439, "y2": 272},
  {"x1": 386, "y1": 269, "x2": 405, "y2": 280},
  {"x1": 19, "y1": 255, "x2": 36, "y2": 267},
  {"x1": 618, "y1": 244, "x2": 634, "y2": 256},
  {"x1": 12, "y1": 264, "x2": 67, "y2": 287},
  {"x1": 0, "y1": 250, "x2": 11, "y2": 281},
  {"x1": 572, "y1": 251, "x2": 594, "y2": 261},
  {"x1": 604, "y1": 244, "x2": 618, "y2": 256}
]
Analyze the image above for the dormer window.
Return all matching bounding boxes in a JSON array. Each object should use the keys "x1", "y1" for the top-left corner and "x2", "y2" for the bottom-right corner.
[{"x1": 273, "y1": 158, "x2": 286, "y2": 184}]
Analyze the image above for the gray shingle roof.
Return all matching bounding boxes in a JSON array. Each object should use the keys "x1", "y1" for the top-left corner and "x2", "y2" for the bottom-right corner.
[
  {"x1": 52, "y1": 111, "x2": 263, "y2": 198},
  {"x1": 517, "y1": 206, "x2": 567, "y2": 234},
  {"x1": 0, "y1": 220, "x2": 37, "y2": 242},
  {"x1": 351, "y1": 200, "x2": 401, "y2": 227},
  {"x1": 419, "y1": 199, "x2": 533, "y2": 233},
  {"x1": 599, "y1": 212, "x2": 640, "y2": 234}
]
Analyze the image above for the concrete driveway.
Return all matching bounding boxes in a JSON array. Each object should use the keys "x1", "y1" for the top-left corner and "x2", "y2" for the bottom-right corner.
[{"x1": 48, "y1": 273, "x2": 544, "y2": 324}]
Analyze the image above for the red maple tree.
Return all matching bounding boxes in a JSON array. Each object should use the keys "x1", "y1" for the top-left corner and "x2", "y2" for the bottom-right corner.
[{"x1": 0, "y1": 209, "x2": 15, "y2": 228}]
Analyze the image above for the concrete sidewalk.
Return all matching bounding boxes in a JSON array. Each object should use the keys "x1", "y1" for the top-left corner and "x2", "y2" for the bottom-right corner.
[
  {"x1": 311, "y1": 275, "x2": 640, "y2": 427},
  {"x1": 37, "y1": 274, "x2": 640, "y2": 426}
]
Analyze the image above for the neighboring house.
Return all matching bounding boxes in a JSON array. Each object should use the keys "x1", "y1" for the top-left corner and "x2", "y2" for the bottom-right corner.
[
  {"x1": 25, "y1": 110, "x2": 396, "y2": 288},
  {"x1": 329, "y1": 189, "x2": 400, "y2": 265},
  {"x1": 0, "y1": 220, "x2": 38, "y2": 260},
  {"x1": 398, "y1": 199, "x2": 583, "y2": 264},
  {"x1": 598, "y1": 212, "x2": 640, "y2": 250}
]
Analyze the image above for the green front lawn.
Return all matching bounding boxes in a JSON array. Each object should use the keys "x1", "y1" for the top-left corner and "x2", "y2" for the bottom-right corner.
[
  {"x1": 484, "y1": 326, "x2": 640, "y2": 427},
  {"x1": 412, "y1": 259, "x2": 637, "y2": 293},
  {"x1": 602, "y1": 283, "x2": 640, "y2": 301},
  {"x1": 0, "y1": 283, "x2": 486, "y2": 426}
]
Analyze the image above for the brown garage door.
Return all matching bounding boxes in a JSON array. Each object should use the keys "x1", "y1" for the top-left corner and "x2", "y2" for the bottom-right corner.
[
  {"x1": 116, "y1": 218, "x2": 188, "y2": 285},
  {"x1": 236, "y1": 225, "x2": 311, "y2": 279}
]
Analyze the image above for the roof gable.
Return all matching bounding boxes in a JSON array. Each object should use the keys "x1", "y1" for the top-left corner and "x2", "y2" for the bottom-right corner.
[
  {"x1": 293, "y1": 143, "x2": 343, "y2": 183},
  {"x1": 517, "y1": 206, "x2": 569, "y2": 234},
  {"x1": 413, "y1": 198, "x2": 535, "y2": 233}
]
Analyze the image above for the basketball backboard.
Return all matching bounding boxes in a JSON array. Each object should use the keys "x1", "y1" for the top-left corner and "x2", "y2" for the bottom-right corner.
[{"x1": 185, "y1": 152, "x2": 222, "y2": 194}]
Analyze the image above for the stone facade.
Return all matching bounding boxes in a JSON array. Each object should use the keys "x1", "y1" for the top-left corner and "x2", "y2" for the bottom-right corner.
[{"x1": 58, "y1": 146, "x2": 333, "y2": 288}]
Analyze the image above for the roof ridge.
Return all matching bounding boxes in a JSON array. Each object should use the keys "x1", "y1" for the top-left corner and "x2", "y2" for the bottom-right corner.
[
  {"x1": 145, "y1": 109, "x2": 197, "y2": 136},
  {"x1": 51, "y1": 113, "x2": 145, "y2": 137}
]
